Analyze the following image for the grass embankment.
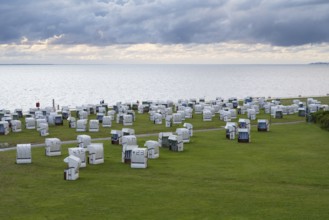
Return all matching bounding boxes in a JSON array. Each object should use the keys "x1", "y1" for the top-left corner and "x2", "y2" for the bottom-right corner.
[{"x1": 1, "y1": 122, "x2": 329, "y2": 219}]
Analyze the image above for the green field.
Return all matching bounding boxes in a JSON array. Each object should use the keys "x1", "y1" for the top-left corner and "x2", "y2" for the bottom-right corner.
[
  {"x1": 1, "y1": 96, "x2": 329, "y2": 219},
  {"x1": 1, "y1": 122, "x2": 329, "y2": 219}
]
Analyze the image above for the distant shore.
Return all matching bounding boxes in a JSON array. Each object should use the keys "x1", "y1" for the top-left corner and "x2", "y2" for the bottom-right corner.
[{"x1": 309, "y1": 62, "x2": 329, "y2": 65}]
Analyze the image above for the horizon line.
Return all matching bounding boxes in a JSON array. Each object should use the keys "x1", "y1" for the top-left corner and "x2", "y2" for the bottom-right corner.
[{"x1": 0, "y1": 63, "x2": 321, "y2": 66}]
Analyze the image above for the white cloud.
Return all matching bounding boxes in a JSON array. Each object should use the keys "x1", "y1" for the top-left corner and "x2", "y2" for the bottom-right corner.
[{"x1": 1, "y1": 41, "x2": 328, "y2": 64}]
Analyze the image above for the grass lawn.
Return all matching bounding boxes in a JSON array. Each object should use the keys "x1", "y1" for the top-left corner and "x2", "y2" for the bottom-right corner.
[{"x1": 1, "y1": 122, "x2": 329, "y2": 219}]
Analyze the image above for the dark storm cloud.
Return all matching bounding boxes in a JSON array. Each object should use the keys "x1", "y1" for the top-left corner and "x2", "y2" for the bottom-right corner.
[{"x1": 0, "y1": 0, "x2": 329, "y2": 46}]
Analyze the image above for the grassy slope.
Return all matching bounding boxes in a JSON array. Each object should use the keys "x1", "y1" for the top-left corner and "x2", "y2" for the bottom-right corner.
[{"x1": 1, "y1": 122, "x2": 329, "y2": 219}]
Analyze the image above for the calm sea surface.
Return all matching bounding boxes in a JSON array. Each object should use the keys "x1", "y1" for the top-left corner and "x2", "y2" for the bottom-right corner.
[{"x1": 1, "y1": 64, "x2": 328, "y2": 111}]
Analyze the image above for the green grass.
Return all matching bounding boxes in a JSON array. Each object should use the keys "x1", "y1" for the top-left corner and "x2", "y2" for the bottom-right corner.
[{"x1": 1, "y1": 122, "x2": 329, "y2": 219}]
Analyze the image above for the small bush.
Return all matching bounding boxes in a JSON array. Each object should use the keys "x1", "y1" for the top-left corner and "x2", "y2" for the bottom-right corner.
[{"x1": 311, "y1": 111, "x2": 329, "y2": 131}]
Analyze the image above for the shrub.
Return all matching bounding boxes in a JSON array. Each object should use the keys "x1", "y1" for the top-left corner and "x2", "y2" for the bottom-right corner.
[{"x1": 311, "y1": 111, "x2": 329, "y2": 131}]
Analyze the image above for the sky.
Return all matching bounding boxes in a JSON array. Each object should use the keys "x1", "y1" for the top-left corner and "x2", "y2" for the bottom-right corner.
[{"x1": 1, "y1": 0, "x2": 329, "y2": 64}]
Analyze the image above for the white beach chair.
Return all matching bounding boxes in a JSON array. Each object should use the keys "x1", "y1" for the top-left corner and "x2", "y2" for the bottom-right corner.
[
  {"x1": 131, "y1": 148, "x2": 148, "y2": 168},
  {"x1": 45, "y1": 138, "x2": 61, "y2": 156},
  {"x1": 144, "y1": 140, "x2": 160, "y2": 159},
  {"x1": 77, "y1": 134, "x2": 91, "y2": 148},
  {"x1": 68, "y1": 147, "x2": 87, "y2": 168},
  {"x1": 64, "y1": 155, "x2": 81, "y2": 180},
  {"x1": 16, "y1": 144, "x2": 32, "y2": 164},
  {"x1": 87, "y1": 143, "x2": 104, "y2": 165},
  {"x1": 89, "y1": 119, "x2": 99, "y2": 132}
]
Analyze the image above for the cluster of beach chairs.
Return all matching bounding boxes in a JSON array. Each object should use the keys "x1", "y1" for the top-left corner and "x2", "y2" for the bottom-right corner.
[
  {"x1": 5, "y1": 96, "x2": 329, "y2": 181},
  {"x1": 15, "y1": 124, "x2": 193, "y2": 181},
  {"x1": 1, "y1": 96, "x2": 328, "y2": 137}
]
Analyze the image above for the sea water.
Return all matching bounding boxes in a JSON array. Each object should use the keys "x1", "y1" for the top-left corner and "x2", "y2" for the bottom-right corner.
[{"x1": 0, "y1": 64, "x2": 328, "y2": 111}]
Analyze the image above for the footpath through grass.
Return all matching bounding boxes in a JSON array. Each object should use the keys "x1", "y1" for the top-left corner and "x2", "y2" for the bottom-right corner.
[{"x1": 1, "y1": 122, "x2": 329, "y2": 219}]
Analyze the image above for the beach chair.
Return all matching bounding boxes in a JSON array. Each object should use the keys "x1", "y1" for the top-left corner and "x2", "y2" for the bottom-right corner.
[
  {"x1": 225, "y1": 122, "x2": 237, "y2": 140},
  {"x1": 68, "y1": 117, "x2": 76, "y2": 128},
  {"x1": 55, "y1": 115, "x2": 63, "y2": 125},
  {"x1": 47, "y1": 112, "x2": 57, "y2": 125},
  {"x1": 96, "y1": 113, "x2": 104, "y2": 123},
  {"x1": 36, "y1": 118, "x2": 47, "y2": 131},
  {"x1": 39, "y1": 123, "x2": 49, "y2": 136},
  {"x1": 176, "y1": 128, "x2": 190, "y2": 143},
  {"x1": 122, "y1": 144, "x2": 138, "y2": 164},
  {"x1": 172, "y1": 113, "x2": 182, "y2": 124},
  {"x1": 64, "y1": 155, "x2": 81, "y2": 180},
  {"x1": 0, "y1": 121, "x2": 10, "y2": 135},
  {"x1": 78, "y1": 110, "x2": 88, "y2": 120},
  {"x1": 11, "y1": 120, "x2": 22, "y2": 133},
  {"x1": 183, "y1": 123, "x2": 193, "y2": 137},
  {"x1": 89, "y1": 119, "x2": 99, "y2": 132},
  {"x1": 165, "y1": 115, "x2": 172, "y2": 127},
  {"x1": 68, "y1": 147, "x2": 87, "y2": 168},
  {"x1": 16, "y1": 144, "x2": 32, "y2": 164},
  {"x1": 87, "y1": 143, "x2": 104, "y2": 164},
  {"x1": 144, "y1": 140, "x2": 160, "y2": 159},
  {"x1": 247, "y1": 109, "x2": 256, "y2": 120},
  {"x1": 153, "y1": 113, "x2": 162, "y2": 124},
  {"x1": 25, "y1": 117, "x2": 36, "y2": 130},
  {"x1": 45, "y1": 138, "x2": 61, "y2": 156},
  {"x1": 158, "y1": 132, "x2": 173, "y2": 148},
  {"x1": 121, "y1": 135, "x2": 138, "y2": 163},
  {"x1": 238, "y1": 128, "x2": 251, "y2": 143},
  {"x1": 14, "y1": 109, "x2": 23, "y2": 118},
  {"x1": 257, "y1": 119, "x2": 270, "y2": 132},
  {"x1": 123, "y1": 114, "x2": 133, "y2": 126},
  {"x1": 76, "y1": 119, "x2": 87, "y2": 132},
  {"x1": 111, "y1": 130, "x2": 122, "y2": 145},
  {"x1": 122, "y1": 135, "x2": 137, "y2": 146},
  {"x1": 102, "y1": 116, "x2": 112, "y2": 127},
  {"x1": 122, "y1": 128, "x2": 135, "y2": 136},
  {"x1": 131, "y1": 148, "x2": 148, "y2": 168},
  {"x1": 194, "y1": 104, "x2": 203, "y2": 114},
  {"x1": 203, "y1": 109, "x2": 212, "y2": 121},
  {"x1": 107, "y1": 110, "x2": 116, "y2": 120},
  {"x1": 77, "y1": 134, "x2": 91, "y2": 148},
  {"x1": 168, "y1": 134, "x2": 184, "y2": 152}
]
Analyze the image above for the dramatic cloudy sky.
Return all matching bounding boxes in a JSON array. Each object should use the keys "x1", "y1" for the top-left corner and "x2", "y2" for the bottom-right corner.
[{"x1": 1, "y1": 0, "x2": 329, "y2": 64}]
